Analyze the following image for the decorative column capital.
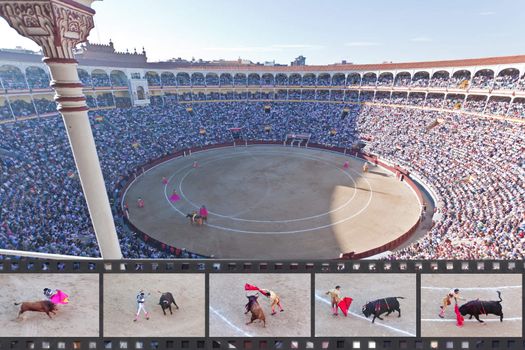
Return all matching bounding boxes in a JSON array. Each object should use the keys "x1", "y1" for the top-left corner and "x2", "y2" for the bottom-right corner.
[{"x1": 0, "y1": 0, "x2": 96, "y2": 60}]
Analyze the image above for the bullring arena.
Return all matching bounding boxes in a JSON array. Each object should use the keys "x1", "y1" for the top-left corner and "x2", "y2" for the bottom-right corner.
[
  {"x1": 103, "y1": 273, "x2": 205, "y2": 337},
  {"x1": 315, "y1": 273, "x2": 416, "y2": 337},
  {"x1": 421, "y1": 274, "x2": 522, "y2": 337},
  {"x1": 123, "y1": 145, "x2": 422, "y2": 259},
  {"x1": 0, "y1": 274, "x2": 99, "y2": 337}
]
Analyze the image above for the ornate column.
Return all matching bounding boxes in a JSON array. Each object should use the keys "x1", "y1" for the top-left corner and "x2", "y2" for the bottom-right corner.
[{"x1": 0, "y1": 0, "x2": 122, "y2": 259}]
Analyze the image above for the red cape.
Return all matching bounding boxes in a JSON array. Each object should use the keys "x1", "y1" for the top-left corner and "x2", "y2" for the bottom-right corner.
[
  {"x1": 244, "y1": 283, "x2": 266, "y2": 294},
  {"x1": 454, "y1": 304, "x2": 464, "y2": 327},
  {"x1": 338, "y1": 297, "x2": 353, "y2": 317}
]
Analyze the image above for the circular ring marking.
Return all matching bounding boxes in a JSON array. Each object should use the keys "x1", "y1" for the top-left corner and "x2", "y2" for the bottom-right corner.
[
  {"x1": 162, "y1": 148, "x2": 374, "y2": 234},
  {"x1": 177, "y1": 149, "x2": 358, "y2": 223}
]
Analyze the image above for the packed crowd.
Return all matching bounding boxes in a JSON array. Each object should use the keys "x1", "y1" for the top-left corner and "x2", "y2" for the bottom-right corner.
[
  {"x1": 0, "y1": 102, "x2": 359, "y2": 258},
  {"x1": 1, "y1": 99, "x2": 523, "y2": 260},
  {"x1": 356, "y1": 105, "x2": 525, "y2": 259}
]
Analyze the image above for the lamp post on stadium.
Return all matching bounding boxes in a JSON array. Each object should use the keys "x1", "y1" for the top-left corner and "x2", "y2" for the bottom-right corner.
[{"x1": 0, "y1": 0, "x2": 123, "y2": 259}]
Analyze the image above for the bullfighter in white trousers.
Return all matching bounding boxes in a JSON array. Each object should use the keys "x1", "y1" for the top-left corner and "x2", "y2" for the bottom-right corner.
[{"x1": 134, "y1": 290, "x2": 150, "y2": 321}]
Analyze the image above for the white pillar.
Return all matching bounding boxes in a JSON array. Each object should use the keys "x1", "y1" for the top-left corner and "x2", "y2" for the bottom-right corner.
[{"x1": 46, "y1": 61, "x2": 122, "y2": 259}]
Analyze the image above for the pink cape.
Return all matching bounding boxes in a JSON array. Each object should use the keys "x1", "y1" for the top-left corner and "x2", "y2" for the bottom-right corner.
[
  {"x1": 199, "y1": 208, "x2": 208, "y2": 217},
  {"x1": 162, "y1": 178, "x2": 168, "y2": 184},
  {"x1": 343, "y1": 162, "x2": 349, "y2": 169},
  {"x1": 169, "y1": 193, "x2": 181, "y2": 202},
  {"x1": 50, "y1": 290, "x2": 69, "y2": 304}
]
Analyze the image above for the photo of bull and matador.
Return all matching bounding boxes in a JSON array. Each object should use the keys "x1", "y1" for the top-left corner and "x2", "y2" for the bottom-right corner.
[
  {"x1": 315, "y1": 274, "x2": 416, "y2": 337},
  {"x1": 0, "y1": 274, "x2": 99, "y2": 337},
  {"x1": 209, "y1": 274, "x2": 311, "y2": 337},
  {"x1": 103, "y1": 274, "x2": 205, "y2": 337},
  {"x1": 421, "y1": 274, "x2": 522, "y2": 337}
]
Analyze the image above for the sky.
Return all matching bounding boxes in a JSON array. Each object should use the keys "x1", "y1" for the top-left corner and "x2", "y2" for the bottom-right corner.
[{"x1": 1, "y1": 0, "x2": 524, "y2": 65}]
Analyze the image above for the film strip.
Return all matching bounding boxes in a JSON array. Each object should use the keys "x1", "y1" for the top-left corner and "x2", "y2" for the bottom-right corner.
[{"x1": 0, "y1": 259, "x2": 522, "y2": 349}]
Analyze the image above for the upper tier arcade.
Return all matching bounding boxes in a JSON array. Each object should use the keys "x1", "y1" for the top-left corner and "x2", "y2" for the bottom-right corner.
[{"x1": 1, "y1": 44, "x2": 525, "y2": 121}]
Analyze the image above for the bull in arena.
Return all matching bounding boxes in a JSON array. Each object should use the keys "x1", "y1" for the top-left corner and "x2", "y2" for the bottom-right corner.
[
  {"x1": 158, "y1": 292, "x2": 179, "y2": 316},
  {"x1": 244, "y1": 293, "x2": 265, "y2": 327},
  {"x1": 15, "y1": 300, "x2": 58, "y2": 319},
  {"x1": 458, "y1": 291, "x2": 503, "y2": 323},
  {"x1": 362, "y1": 297, "x2": 405, "y2": 323}
]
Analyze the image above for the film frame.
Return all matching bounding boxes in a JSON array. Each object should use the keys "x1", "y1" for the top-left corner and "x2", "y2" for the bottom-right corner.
[{"x1": 0, "y1": 259, "x2": 522, "y2": 349}]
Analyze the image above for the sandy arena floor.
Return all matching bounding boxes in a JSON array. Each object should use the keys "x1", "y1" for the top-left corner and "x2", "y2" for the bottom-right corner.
[
  {"x1": 421, "y1": 274, "x2": 522, "y2": 337},
  {"x1": 315, "y1": 274, "x2": 416, "y2": 337},
  {"x1": 0, "y1": 274, "x2": 99, "y2": 337},
  {"x1": 103, "y1": 274, "x2": 205, "y2": 337},
  {"x1": 124, "y1": 145, "x2": 421, "y2": 259},
  {"x1": 209, "y1": 273, "x2": 310, "y2": 337}
]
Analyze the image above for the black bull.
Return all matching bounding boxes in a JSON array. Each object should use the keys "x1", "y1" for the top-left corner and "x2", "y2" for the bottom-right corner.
[
  {"x1": 158, "y1": 292, "x2": 179, "y2": 315},
  {"x1": 459, "y1": 291, "x2": 503, "y2": 323},
  {"x1": 362, "y1": 297, "x2": 405, "y2": 323}
]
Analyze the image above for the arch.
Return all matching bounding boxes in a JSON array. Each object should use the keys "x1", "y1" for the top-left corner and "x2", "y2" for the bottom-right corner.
[
  {"x1": 450, "y1": 70, "x2": 471, "y2": 89},
  {"x1": 302, "y1": 73, "x2": 316, "y2": 86},
  {"x1": 346, "y1": 73, "x2": 361, "y2": 86},
  {"x1": 494, "y1": 68, "x2": 520, "y2": 90},
  {"x1": 360, "y1": 90, "x2": 375, "y2": 101},
  {"x1": 473, "y1": 68, "x2": 494, "y2": 79},
  {"x1": 206, "y1": 73, "x2": 219, "y2": 86},
  {"x1": 219, "y1": 73, "x2": 233, "y2": 86},
  {"x1": 361, "y1": 72, "x2": 377, "y2": 86},
  {"x1": 302, "y1": 89, "x2": 315, "y2": 99},
  {"x1": 464, "y1": 94, "x2": 487, "y2": 112},
  {"x1": 471, "y1": 69, "x2": 494, "y2": 89},
  {"x1": 144, "y1": 71, "x2": 161, "y2": 86},
  {"x1": 262, "y1": 73, "x2": 274, "y2": 86},
  {"x1": 276, "y1": 89, "x2": 287, "y2": 99},
  {"x1": 275, "y1": 73, "x2": 288, "y2": 86},
  {"x1": 136, "y1": 86, "x2": 146, "y2": 100},
  {"x1": 25, "y1": 66, "x2": 50, "y2": 89},
  {"x1": 317, "y1": 90, "x2": 330, "y2": 100},
  {"x1": 330, "y1": 90, "x2": 344, "y2": 101},
  {"x1": 77, "y1": 68, "x2": 92, "y2": 87},
  {"x1": 394, "y1": 71, "x2": 411, "y2": 86},
  {"x1": 391, "y1": 91, "x2": 408, "y2": 103},
  {"x1": 191, "y1": 72, "x2": 205, "y2": 86},
  {"x1": 91, "y1": 69, "x2": 111, "y2": 87},
  {"x1": 509, "y1": 97, "x2": 525, "y2": 118},
  {"x1": 486, "y1": 95, "x2": 511, "y2": 115},
  {"x1": 345, "y1": 90, "x2": 359, "y2": 102},
  {"x1": 110, "y1": 70, "x2": 128, "y2": 87},
  {"x1": 247, "y1": 73, "x2": 261, "y2": 86},
  {"x1": 425, "y1": 93, "x2": 445, "y2": 107},
  {"x1": 452, "y1": 70, "x2": 471, "y2": 80},
  {"x1": 96, "y1": 92, "x2": 115, "y2": 107},
  {"x1": 0, "y1": 64, "x2": 27, "y2": 90},
  {"x1": 317, "y1": 73, "x2": 331, "y2": 86},
  {"x1": 331, "y1": 73, "x2": 345, "y2": 86},
  {"x1": 445, "y1": 93, "x2": 465, "y2": 109},
  {"x1": 377, "y1": 72, "x2": 393, "y2": 86},
  {"x1": 10, "y1": 98, "x2": 36, "y2": 117},
  {"x1": 408, "y1": 92, "x2": 426, "y2": 106},
  {"x1": 430, "y1": 70, "x2": 450, "y2": 87},
  {"x1": 234, "y1": 73, "x2": 247, "y2": 86},
  {"x1": 375, "y1": 91, "x2": 391, "y2": 101},
  {"x1": 161, "y1": 72, "x2": 176, "y2": 86},
  {"x1": 289, "y1": 73, "x2": 302, "y2": 85},
  {"x1": 412, "y1": 71, "x2": 429, "y2": 86},
  {"x1": 177, "y1": 72, "x2": 191, "y2": 86}
]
